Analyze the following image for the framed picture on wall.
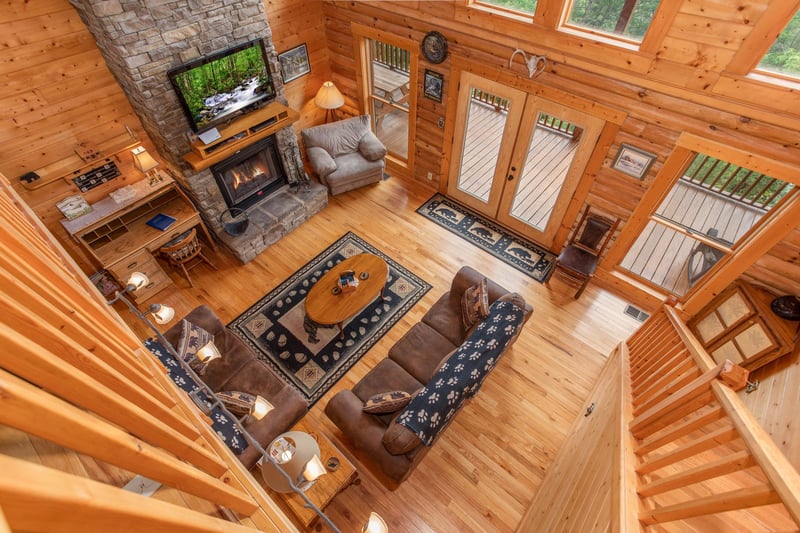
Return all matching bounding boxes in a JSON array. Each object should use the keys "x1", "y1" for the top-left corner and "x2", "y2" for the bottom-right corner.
[
  {"x1": 423, "y1": 70, "x2": 444, "y2": 102},
  {"x1": 279, "y1": 43, "x2": 310, "y2": 83},
  {"x1": 612, "y1": 143, "x2": 657, "y2": 180}
]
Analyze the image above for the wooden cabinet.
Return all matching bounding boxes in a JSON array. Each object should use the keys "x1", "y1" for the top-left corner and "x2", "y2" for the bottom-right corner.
[
  {"x1": 688, "y1": 280, "x2": 798, "y2": 371},
  {"x1": 61, "y1": 178, "x2": 214, "y2": 302}
]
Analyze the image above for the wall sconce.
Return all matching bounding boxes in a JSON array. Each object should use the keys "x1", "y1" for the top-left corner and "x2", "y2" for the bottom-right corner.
[
  {"x1": 126, "y1": 271, "x2": 150, "y2": 292},
  {"x1": 314, "y1": 81, "x2": 345, "y2": 123},
  {"x1": 132, "y1": 146, "x2": 161, "y2": 185},
  {"x1": 509, "y1": 48, "x2": 547, "y2": 79},
  {"x1": 362, "y1": 512, "x2": 389, "y2": 533},
  {"x1": 196, "y1": 341, "x2": 222, "y2": 364},
  {"x1": 148, "y1": 303, "x2": 175, "y2": 324},
  {"x1": 250, "y1": 395, "x2": 274, "y2": 421}
]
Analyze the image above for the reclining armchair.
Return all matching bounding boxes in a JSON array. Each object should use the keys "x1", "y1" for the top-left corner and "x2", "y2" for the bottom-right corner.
[{"x1": 301, "y1": 115, "x2": 387, "y2": 195}]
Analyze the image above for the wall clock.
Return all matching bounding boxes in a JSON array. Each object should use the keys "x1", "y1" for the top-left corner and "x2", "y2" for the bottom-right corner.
[{"x1": 421, "y1": 31, "x2": 448, "y2": 64}]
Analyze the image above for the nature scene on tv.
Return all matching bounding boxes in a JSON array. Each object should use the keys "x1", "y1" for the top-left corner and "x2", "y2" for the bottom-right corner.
[{"x1": 172, "y1": 44, "x2": 275, "y2": 130}]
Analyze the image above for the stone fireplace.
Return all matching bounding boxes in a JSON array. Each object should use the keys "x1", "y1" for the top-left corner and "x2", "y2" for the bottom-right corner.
[
  {"x1": 68, "y1": 0, "x2": 326, "y2": 263},
  {"x1": 212, "y1": 135, "x2": 287, "y2": 211}
]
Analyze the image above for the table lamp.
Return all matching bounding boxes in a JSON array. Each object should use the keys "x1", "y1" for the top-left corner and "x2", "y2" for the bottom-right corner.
[
  {"x1": 314, "y1": 81, "x2": 344, "y2": 123},
  {"x1": 260, "y1": 431, "x2": 327, "y2": 493},
  {"x1": 132, "y1": 146, "x2": 161, "y2": 185}
]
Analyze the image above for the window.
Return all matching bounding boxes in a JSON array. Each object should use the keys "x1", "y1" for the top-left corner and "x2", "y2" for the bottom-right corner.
[
  {"x1": 565, "y1": 0, "x2": 661, "y2": 41},
  {"x1": 475, "y1": 0, "x2": 538, "y2": 16},
  {"x1": 757, "y1": 8, "x2": 800, "y2": 79},
  {"x1": 619, "y1": 152, "x2": 794, "y2": 297}
]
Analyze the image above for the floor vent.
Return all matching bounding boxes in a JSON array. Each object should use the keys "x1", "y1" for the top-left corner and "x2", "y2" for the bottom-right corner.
[{"x1": 624, "y1": 304, "x2": 650, "y2": 322}]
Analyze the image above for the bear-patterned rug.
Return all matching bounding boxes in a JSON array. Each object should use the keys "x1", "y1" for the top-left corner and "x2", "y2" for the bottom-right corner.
[
  {"x1": 416, "y1": 193, "x2": 556, "y2": 282},
  {"x1": 228, "y1": 232, "x2": 430, "y2": 406}
]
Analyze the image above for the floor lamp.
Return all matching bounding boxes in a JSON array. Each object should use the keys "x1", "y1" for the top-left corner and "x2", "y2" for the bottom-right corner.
[
  {"x1": 314, "y1": 81, "x2": 344, "y2": 123},
  {"x1": 106, "y1": 273, "x2": 380, "y2": 533}
]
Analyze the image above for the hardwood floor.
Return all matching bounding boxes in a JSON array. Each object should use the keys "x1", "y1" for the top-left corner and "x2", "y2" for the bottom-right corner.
[{"x1": 61, "y1": 176, "x2": 644, "y2": 531}]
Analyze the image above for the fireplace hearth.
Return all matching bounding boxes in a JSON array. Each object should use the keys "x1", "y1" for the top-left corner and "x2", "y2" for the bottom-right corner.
[{"x1": 212, "y1": 135, "x2": 286, "y2": 210}]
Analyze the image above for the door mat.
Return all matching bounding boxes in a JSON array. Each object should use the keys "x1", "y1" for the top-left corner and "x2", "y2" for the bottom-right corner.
[
  {"x1": 416, "y1": 193, "x2": 556, "y2": 282},
  {"x1": 228, "y1": 232, "x2": 431, "y2": 406}
]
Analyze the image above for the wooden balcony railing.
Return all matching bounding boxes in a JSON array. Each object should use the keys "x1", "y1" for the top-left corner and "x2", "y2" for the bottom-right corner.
[{"x1": 626, "y1": 306, "x2": 800, "y2": 530}]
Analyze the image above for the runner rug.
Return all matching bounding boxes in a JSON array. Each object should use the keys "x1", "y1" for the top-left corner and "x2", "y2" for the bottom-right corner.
[
  {"x1": 416, "y1": 193, "x2": 556, "y2": 282},
  {"x1": 228, "y1": 232, "x2": 431, "y2": 406}
]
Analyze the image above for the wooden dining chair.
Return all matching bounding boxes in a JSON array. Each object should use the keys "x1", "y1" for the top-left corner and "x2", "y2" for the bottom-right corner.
[
  {"x1": 158, "y1": 228, "x2": 216, "y2": 288},
  {"x1": 546, "y1": 205, "x2": 619, "y2": 299}
]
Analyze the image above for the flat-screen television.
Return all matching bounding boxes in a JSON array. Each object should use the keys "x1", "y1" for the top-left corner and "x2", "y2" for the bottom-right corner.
[{"x1": 168, "y1": 39, "x2": 276, "y2": 133}]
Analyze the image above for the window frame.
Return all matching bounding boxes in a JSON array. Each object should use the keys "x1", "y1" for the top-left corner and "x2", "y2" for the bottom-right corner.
[{"x1": 558, "y1": 0, "x2": 669, "y2": 49}]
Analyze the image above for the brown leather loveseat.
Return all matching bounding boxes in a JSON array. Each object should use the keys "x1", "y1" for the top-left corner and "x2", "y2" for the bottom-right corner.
[{"x1": 325, "y1": 266, "x2": 533, "y2": 485}]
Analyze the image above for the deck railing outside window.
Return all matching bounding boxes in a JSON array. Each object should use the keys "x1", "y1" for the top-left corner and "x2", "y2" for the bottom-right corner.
[{"x1": 370, "y1": 41, "x2": 410, "y2": 73}]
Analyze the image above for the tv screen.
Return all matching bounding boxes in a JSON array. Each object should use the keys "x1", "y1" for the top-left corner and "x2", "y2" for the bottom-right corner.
[{"x1": 168, "y1": 39, "x2": 276, "y2": 133}]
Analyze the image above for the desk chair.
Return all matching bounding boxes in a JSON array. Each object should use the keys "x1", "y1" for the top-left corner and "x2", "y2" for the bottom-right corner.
[
  {"x1": 546, "y1": 205, "x2": 619, "y2": 299},
  {"x1": 158, "y1": 228, "x2": 216, "y2": 288}
]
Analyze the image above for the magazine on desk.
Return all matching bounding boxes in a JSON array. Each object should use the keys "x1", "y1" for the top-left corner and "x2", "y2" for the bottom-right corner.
[{"x1": 146, "y1": 213, "x2": 177, "y2": 231}]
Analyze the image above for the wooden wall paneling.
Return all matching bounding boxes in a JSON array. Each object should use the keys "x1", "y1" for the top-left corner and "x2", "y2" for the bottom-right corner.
[
  {"x1": 726, "y1": 0, "x2": 800, "y2": 74},
  {"x1": 515, "y1": 345, "x2": 624, "y2": 532},
  {"x1": 0, "y1": 368, "x2": 259, "y2": 516},
  {"x1": 0, "y1": 455, "x2": 262, "y2": 533}
]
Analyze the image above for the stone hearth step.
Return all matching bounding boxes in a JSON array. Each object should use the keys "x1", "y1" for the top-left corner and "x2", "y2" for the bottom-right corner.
[{"x1": 217, "y1": 181, "x2": 328, "y2": 263}]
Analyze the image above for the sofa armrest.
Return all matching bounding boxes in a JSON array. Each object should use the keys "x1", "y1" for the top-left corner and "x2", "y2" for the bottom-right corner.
[
  {"x1": 358, "y1": 131, "x2": 387, "y2": 161},
  {"x1": 307, "y1": 146, "x2": 337, "y2": 179},
  {"x1": 325, "y1": 390, "x2": 414, "y2": 482}
]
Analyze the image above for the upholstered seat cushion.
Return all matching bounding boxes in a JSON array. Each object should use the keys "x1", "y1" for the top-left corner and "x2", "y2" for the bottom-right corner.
[{"x1": 388, "y1": 322, "x2": 457, "y2": 383}]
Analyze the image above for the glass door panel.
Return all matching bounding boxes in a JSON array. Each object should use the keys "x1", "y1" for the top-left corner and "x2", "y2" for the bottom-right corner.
[
  {"x1": 497, "y1": 98, "x2": 604, "y2": 246},
  {"x1": 447, "y1": 72, "x2": 526, "y2": 216},
  {"x1": 366, "y1": 39, "x2": 410, "y2": 160}
]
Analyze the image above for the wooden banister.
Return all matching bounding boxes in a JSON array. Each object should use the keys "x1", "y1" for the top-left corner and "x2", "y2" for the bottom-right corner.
[{"x1": 625, "y1": 306, "x2": 800, "y2": 529}]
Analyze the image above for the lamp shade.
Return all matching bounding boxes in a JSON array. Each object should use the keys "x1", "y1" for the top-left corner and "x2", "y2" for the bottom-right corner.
[
  {"x1": 196, "y1": 340, "x2": 222, "y2": 363},
  {"x1": 260, "y1": 431, "x2": 322, "y2": 493},
  {"x1": 126, "y1": 272, "x2": 150, "y2": 292},
  {"x1": 314, "y1": 81, "x2": 344, "y2": 110},
  {"x1": 132, "y1": 147, "x2": 159, "y2": 173},
  {"x1": 251, "y1": 395, "x2": 274, "y2": 420},
  {"x1": 149, "y1": 304, "x2": 175, "y2": 324},
  {"x1": 362, "y1": 512, "x2": 388, "y2": 533}
]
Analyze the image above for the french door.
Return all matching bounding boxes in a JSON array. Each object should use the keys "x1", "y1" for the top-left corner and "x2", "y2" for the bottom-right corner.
[{"x1": 447, "y1": 72, "x2": 604, "y2": 247}]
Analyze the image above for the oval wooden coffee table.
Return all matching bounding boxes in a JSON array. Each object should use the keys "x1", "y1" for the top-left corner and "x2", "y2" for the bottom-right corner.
[{"x1": 304, "y1": 253, "x2": 389, "y2": 342}]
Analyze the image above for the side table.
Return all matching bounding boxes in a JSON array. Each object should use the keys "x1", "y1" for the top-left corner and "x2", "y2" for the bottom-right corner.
[{"x1": 252, "y1": 418, "x2": 358, "y2": 530}]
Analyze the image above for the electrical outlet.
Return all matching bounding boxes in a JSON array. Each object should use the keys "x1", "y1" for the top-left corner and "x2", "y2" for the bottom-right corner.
[{"x1": 427, "y1": 172, "x2": 434, "y2": 181}]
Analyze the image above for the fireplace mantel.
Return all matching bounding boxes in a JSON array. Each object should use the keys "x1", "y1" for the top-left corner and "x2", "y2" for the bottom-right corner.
[{"x1": 183, "y1": 102, "x2": 299, "y2": 171}]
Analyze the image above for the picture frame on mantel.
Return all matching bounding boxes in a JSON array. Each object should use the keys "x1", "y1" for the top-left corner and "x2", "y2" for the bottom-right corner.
[
  {"x1": 611, "y1": 143, "x2": 657, "y2": 180},
  {"x1": 279, "y1": 44, "x2": 310, "y2": 83}
]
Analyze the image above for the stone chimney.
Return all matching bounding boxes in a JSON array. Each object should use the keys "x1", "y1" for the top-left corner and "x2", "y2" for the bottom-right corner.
[{"x1": 68, "y1": 0, "x2": 326, "y2": 263}]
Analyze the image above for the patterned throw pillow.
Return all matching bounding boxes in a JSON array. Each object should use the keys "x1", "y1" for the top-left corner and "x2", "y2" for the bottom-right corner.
[
  {"x1": 217, "y1": 391, "x2": 257, "y2": 417},
  {"x1": 363, "y1": 391, "x2": 413, "y2": 414},
  {"x1": 461, "y1": 277, "x2": 489, "y2": 329},
  {"x1": 176, "y1": 319, "x2": 215, "y2": 375}
]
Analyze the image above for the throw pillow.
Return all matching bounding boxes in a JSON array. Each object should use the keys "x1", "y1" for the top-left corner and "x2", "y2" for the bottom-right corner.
[
  {"x1": 359, "y1": 133, "x2": 388, "y2": 161},
  {"x1": 461, "y1": 277, "x2": 489, "y2": 330},
  {"x1": 217, "y1": 391, "x2": 257, "y2": 417},
  {"x1": 363, "y1": 391, "x2": 413, "y2": 414},
  {"x1": 176, "y1": 319, "x2": 215, "y2": 375},
  {"x1": 383, "y1": 416, "x2": 422, "y2": 455}
]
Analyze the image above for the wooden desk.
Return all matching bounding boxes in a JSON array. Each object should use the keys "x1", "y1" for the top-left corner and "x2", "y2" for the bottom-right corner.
[
  {"x1": 253, "y1": 418, "x2": 358, "y2": 531},
  {"x1": 62, "y1": 176, "x2": 214, "y2": 302}
]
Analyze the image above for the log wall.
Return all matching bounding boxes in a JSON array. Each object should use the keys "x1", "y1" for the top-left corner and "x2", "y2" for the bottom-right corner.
[{"x1": 320, "y1": 0, "x2": 800, "y2": 299}]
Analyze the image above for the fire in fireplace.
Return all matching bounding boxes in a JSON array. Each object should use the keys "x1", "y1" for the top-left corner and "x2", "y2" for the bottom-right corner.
[{"x1": 211, "y1": 135, "x2": 287, "y2": 210}]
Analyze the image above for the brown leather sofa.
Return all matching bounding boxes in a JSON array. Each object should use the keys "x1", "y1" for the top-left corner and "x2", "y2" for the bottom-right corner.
[
  {"x1": 163, "y1": 305, "x2": 307, "y2": 469},
  {"x1": 324, "y1": 266, "x2": 533, "y2": 486}
]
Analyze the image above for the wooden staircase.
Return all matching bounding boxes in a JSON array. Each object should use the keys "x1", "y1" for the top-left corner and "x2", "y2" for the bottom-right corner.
[{"x1": 517, "y1": 306, "x2": 800, "y2": 532}]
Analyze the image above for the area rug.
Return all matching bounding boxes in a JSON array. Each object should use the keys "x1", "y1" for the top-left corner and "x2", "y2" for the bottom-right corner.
[
  {"x1": 228, "y1": 232, "x2": 430, "y2": 406},
  {"x1": 416, "y1": 193, "x2": 556, "y2": 282}
]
